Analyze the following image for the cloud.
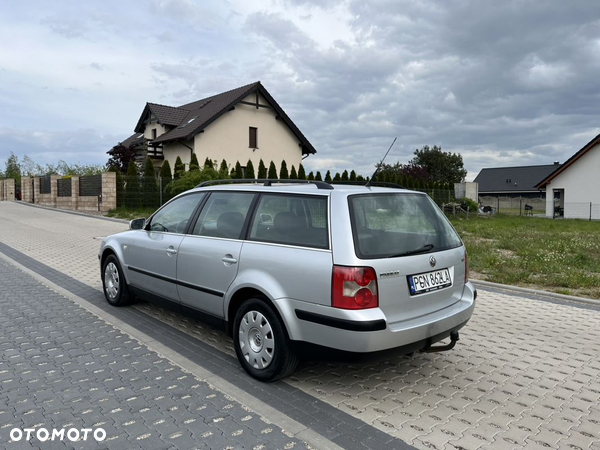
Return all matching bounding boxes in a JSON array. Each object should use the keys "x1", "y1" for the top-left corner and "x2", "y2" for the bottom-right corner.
[
  {"x1": 41, "y1": 16, "x2": 87, "y2": 39},
  {"x1": 0, "y1": 127, "x2": 121, "y2": 169},
  {"x1": 3, "y1": 0, "x2": 600, "y2": 181}
]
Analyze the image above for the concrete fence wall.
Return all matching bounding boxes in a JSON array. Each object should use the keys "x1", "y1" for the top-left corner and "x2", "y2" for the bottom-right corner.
[
  {"x1": 20, "y1": 172, "x2": 116, "y2": 212},
  {"x1": 0, "y1": 179, "x2": 16, "y2": 201}
]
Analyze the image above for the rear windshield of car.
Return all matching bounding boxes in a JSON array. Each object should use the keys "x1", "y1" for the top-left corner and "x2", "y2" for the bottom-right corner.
[{"x1": 348, "y1": 193, "x2": 463, "y2": 259}]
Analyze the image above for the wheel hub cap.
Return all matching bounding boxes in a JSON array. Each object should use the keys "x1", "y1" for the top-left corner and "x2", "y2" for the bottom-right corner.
[
  {"x1": 239, "y1": 310, "x2": 275, "y2": 369},
  {"x1": 104, "y1": 262, "x2": 119, "y2": 300}
]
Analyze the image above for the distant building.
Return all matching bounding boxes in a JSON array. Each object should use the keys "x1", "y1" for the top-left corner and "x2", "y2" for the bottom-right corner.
[
  {"x1": 474, "y1": 163, "x2": 561, "y2": 199},
  {"x1": 111, "y1": 81, "x2": 316, "y2": 175},
  {"x1": 535, "y1": 133, "x2": 600, "y2": 220}
]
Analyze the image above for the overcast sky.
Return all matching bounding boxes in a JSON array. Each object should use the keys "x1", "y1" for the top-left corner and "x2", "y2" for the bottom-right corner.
[{"x1": 1, "y1": 0, "x2": 600, "y2": 180}]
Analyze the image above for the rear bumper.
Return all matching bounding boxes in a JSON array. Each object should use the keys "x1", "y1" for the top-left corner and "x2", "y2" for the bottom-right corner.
[{"x1": 275, "y1": 282, "x2": 476, "y2": 353}]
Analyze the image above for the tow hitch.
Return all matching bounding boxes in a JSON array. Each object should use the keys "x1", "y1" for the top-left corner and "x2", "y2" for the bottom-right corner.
[{"x1": 421, "y1": 331, "x2": 459, "y2": 353}]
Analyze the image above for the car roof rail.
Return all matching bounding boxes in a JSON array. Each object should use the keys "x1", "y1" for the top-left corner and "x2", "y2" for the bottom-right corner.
[
  {"x1": 330, "y1": 181, "x2": 406, "y2": 189},
  {"x1": 196, "y1": 179, "x2": 335, "y2": 190}
]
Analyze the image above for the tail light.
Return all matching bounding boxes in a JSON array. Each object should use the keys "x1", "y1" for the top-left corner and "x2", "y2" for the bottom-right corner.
[
  {"x1": 332, "y1": 266, "x2": 378, "y2": 309},
  {"x1": 464, "y1": 250, "x2": 469, "y2": 284}
]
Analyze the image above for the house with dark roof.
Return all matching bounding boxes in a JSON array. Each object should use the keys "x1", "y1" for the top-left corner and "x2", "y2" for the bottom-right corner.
[
  {"x1": 535, "y1": 133, "x2": 600, "y2": 220},
  {"x1": 474, "y1": 163, "x2": 561, "y2": 198},
  {"x1": 113, "y1": 81, "x2": 316, "y2": 175}
]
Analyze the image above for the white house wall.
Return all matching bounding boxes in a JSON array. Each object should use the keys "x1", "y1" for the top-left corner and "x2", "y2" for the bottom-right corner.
[
  {"x1": 144, "y1": 123, "x2": 167, "y2": 140},
  {"x1": 193, "y1": 93, "x2": 303, "y2": 174},
  {"x1": 162, "y1": 141, "x2": 194, "y2": 176},
  {"x1": 544, "y1": 142, "x2": 600, "y2": 220}
]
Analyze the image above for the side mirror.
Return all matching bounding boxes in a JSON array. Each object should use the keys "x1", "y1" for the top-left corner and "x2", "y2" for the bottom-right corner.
[{"x1": 130, "y1": 218, "x2": 146, "y2": 230}]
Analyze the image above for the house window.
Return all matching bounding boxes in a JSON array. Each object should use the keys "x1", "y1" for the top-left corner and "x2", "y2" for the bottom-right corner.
[
  {"x1": 249, "y1": 127, "x2": 258, "y2": 149},
  {"x1": 152, "y1": 129, "x2": 157, "y2": 140}
]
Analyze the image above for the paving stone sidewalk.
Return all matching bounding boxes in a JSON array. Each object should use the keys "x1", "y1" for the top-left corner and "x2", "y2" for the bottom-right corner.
[{"x1": 0, "y1": 258, "x2": 310, "y2": 450}]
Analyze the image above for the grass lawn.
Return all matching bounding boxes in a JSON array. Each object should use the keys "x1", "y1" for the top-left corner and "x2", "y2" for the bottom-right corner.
[
  {"x1": 106, "y1": 207, "x2": 157, "y2": 220},
  {"x1": 450, "y1": 214, "x2": 600, "y2": 299}
]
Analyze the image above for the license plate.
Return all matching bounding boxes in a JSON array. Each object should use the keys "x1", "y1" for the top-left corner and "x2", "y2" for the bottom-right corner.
[{"x1": 408, "y1": 268, "x2": 452, "y2": 295}]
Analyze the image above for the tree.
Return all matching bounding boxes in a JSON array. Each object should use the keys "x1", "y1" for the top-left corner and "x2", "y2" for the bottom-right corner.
[
  {"x1": 324, "y1": 170, "x2": 332, "y2": 182},
  {"x1": 174, "y1": 156, "x2": 185, "y2": 180},
  {"x1": 203, "y1": 157, "x2": 214, "y2": 169},
  {"x1": 125, "y1": 161, "x2": 140, "y2": 208},
  {"x1": 315, "y1": 171, "x2": 323, "y2": 181},
  {"x1": 143, "y1": 158, "x2": 158, "y2": 207},
  {"x1": 230, "y1": 167, "x2": 237, "y2": 179},
  {"x1": 257, "y1": 159, "x2": 267, "y2": 179},
  {"x1": 279, "y1": 160, "x2": 289, "y2": 180},
  {"x1": 234, "y1": 161, "x2": 243, "y2": 179},
  {"x1": 333, "y1": 172, "x2": 341, "y2": 181},
  {"x1": 268, "y1": 161, "x2": 278, "y2": 179},
  {"x1": 298, "y1": 164, "x2": 306, "y2": 180},
  {"x1": 341, "y1": 170, "x2": 349, "y2": 181},
  {"x1": 160, "y1": 160, "x2": 173, "y2": 182},
  {"x1": 410, "y1": 145, "x2": 467, "y2": 183},
  {"x1": 307, "y1": 171, "x2": 315, "y2": 180},
  {"x1": 219, "y1": 159, "x2": 229, "y2": 178},
  {"x1": 349, "y1": 170, "x2": 357, "y2": 182},
  {"x1": 290, "y1": 165, "x2": 297, "y2": 179},
  {"x1": 4, "y1": 153, "x2": 21, "y2": 184},
  {"x1": 106, "y1": 144, "x2": 137, "y2": 173},
  {"x1": 189, "y1": 153, "x2": 200, "y2": 171},
  {"x1": 246, "y1": 160, "x2": 255, "y2": 179}
]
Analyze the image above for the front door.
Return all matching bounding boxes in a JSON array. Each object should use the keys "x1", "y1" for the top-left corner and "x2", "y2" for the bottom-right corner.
[
  {"x1": 177, "y1": 192, "x2": 255, "y2": 317},
  {"x1": 125, "y1": 192, "x2": 206, "y2": 301}
]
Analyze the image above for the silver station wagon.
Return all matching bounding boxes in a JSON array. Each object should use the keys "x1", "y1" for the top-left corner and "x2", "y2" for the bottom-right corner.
[{"x1": 99, "y1": 180, "x2": 476, "y2": 381}]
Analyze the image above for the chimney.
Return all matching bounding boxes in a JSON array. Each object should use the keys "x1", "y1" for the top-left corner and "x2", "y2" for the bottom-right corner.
[{"x1": 554, "y1": 161, "x2": 560, "y2": 165}]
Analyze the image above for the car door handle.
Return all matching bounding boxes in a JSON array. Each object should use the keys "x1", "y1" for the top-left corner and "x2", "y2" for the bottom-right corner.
[
  {"x1": 166, "y1": 247, "x2": 178, "y2": 256},
  {"x1": 221, "y1": 256, "x2": 238, "y2": 265}
]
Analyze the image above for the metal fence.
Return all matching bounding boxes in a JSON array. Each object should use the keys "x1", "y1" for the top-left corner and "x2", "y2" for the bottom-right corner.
[
  {"x1": 79, "y1": 174, "x2": 102, "y2": 197},
  {"x1": 57, "y1": 178, "x2": 72, "y2": 197},
  {"x1": 479, "y1": 196, "x2": 546, "y2": 216},
  {"x1": 39, "y1": 175, "x2": 51, "y2": 194},
  {"x1": 559, "y1": 202, "x2": 600, "y2": 220},
  {"x1": 118, "y1": 176, "x2": 175, "y2": 210}
]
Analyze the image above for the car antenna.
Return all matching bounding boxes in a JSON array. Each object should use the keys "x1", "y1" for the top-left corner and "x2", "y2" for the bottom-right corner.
[{"x1": 365, "y1": 137, "x2": 397, "y2": 188}]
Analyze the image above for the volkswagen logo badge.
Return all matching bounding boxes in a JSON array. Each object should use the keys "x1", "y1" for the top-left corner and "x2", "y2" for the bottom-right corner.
[{"x1": 429, "y1": 256, "x2": 436, "y2": 267}]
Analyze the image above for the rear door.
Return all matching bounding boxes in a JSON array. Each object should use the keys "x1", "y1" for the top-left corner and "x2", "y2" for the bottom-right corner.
[
  {"x1": 177, "y1": 192, "x2": 256, "y2": 317},
  {"x1": 347, "y1": 192, "x2": 466, "y2": 324},
  {"x1": 125, "y1": 192, "x2": 206, "y2": 301}
]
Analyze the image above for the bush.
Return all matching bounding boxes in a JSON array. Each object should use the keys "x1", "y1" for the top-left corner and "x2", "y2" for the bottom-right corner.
[
  {"x1": 165, "y1": 167, "x2": 222, "y2": 196},
  {"x1": 458, "y1": 197, "x2": 479, "y2": 212}
]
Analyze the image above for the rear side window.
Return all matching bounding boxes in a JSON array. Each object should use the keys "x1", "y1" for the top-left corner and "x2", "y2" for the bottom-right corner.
[
  {"x1": 349, "y1": 193, "x2": 462, "y2": 259},
  {"x1": 192, "y1": 192, "x2": 255, "y2": 239},
  {"x1": 249, "y1": 194, "x2": 329, "y2": 249}
]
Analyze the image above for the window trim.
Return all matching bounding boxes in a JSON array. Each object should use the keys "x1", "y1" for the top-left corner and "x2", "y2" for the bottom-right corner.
[
  {"x1": 245, "y1": 192, "x2": 330, "y2": 250},
  {"x1": 249, "y1": 127, "x2": 258, "y2": 149}
]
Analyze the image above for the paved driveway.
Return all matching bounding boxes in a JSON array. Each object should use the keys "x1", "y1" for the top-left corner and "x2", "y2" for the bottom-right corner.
[{"x1": 1, "y1": 202, "x2": 599, "y2": 450}]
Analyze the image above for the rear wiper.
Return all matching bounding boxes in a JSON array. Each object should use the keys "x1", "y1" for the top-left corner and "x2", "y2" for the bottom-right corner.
[{"x1": 388, "y1": 244, "x2": 434, "y2": 258}]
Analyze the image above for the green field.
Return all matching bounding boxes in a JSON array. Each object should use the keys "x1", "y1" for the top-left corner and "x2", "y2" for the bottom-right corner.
[{"x1": 450, "y1": 214, "x2": 600, "y2": 299}]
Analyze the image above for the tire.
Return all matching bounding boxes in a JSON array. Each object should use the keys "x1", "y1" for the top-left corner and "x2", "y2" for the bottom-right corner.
[
  {"x1": 233, "y1": 298, "x2": 299, "y2": 382},
  {"x1": 102, "y1": 255, "x2": 131, "y2": 307}
]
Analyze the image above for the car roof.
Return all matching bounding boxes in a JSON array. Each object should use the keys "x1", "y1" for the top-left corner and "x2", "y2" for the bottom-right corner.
[{"x1": 187, "y1": 183, "x2": 421, "y2": 196}]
